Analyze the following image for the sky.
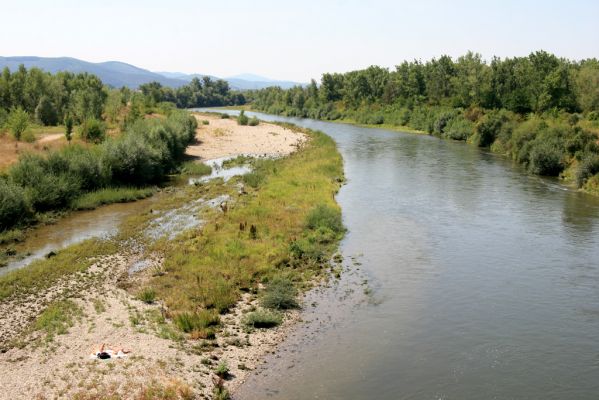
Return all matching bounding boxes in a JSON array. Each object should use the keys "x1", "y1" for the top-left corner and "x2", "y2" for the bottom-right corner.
[{"x1": 1, "y1": 0, "x2": 598, "y2": 82}]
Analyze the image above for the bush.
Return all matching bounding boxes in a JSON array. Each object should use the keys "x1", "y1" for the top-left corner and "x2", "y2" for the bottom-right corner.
[
  {"x1": 248, "y1": 116, "x2": 259, "y2": 126},
  {"x1": 528, "y1": 142, "x2": 565, "y2": 176},
  {"x1": 444, "y1": 116, "x2": 474, "y2": 141},
  {"x1": 305, "y1": 204, "x2": 344, "y2": 234},
  {"x1": 78, "y1": 118, "x2": 106, "y2": 143},
  {"x1": 0, "y1": 180, "x2": 29, "y2": 230},
  {"x1": 237, "y1": 110, "x2": 249, "y2": 126},
  {"x1": 475, "y1": 113, "x2": 505, "y2": 147},
  {"x1": 576, "y1": 154, "x2": 599, "y2": 187},
  {"x1": 220, "y1": 113, "x2": 230, "y2": 119},
  {"x1": 243, "y1": 309, "x2": 282, "y2": 328},
  {"x1": 261, "y1": 277, "x2": 299, "y2": 310},
  {"x1": 9, "y1": 154, "x2": 80, "y2": 211},
  {"x1": 102, "y1": 134, "x2": 164, "y2": 184}
]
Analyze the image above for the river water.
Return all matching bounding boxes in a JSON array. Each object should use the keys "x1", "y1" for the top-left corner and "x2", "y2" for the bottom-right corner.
[{"x1": 207, "y1": 111, "x2": 599, "y2": 400}]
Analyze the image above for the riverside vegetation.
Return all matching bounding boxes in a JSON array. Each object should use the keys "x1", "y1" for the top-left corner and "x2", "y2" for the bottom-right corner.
[
  {"x1": 0, "y1": 64, "x2": 246, "y2": 243},
  {"x1": 246, "y1": 51, "x2": 599, "y2": 195},
  {"x1": 0, "y1": 122, "x2": 344, "y2": 398}
]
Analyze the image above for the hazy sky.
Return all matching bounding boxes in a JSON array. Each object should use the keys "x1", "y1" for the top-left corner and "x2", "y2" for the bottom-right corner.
[{"x1": 1, "y1": 0, "x2": 598, "y2": 81}]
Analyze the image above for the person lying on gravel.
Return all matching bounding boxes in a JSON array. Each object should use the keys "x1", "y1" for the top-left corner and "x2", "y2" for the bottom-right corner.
[{"x1": 89, "y1": 343, "x2": 131, "y2": 359}]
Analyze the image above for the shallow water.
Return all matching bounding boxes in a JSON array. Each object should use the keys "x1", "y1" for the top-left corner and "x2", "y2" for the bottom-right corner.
[
  {"x1": 205, "y1": 110, "x2": 599, "y2": 400},
  {"x1": 1, "y1": 160, "x2": 250, "y2": 275}
]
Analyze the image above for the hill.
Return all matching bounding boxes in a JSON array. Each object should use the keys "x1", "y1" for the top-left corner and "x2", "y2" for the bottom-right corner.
[{"x1": 0, "y1": 56, "x2": 303, "y2": 90}]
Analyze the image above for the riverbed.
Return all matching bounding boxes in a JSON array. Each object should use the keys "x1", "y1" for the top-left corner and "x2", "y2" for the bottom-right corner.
[{"x1": 203, "y1": 110, "x2": 599, "y2": 400}]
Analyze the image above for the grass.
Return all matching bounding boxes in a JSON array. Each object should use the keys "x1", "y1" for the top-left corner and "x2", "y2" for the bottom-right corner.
[
  {"x1": 150, "y1": 124, "x2": 344, "y2": 322},
  {"x1": 180, "y1": 160, "x2": 212, "y2": 176},
  {"x1": 137, "y1": 288, "x2": 157, "y2": 304},
  {"x1": 0, "y1": 228, "x2": 24, "y2": 245},
  {"x1": 33, "y1": 299, "x2": 82, "y2": 341},
  {"x1": 72, "y1": 187, "x2": 156, "y2": 210},
  {"x1": 243, "y1": 309, "x2": 282, "y2": 328}
]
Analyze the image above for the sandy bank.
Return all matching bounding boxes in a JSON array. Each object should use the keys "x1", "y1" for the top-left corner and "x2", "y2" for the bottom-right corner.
[{"x1": 187, "y1": 113, "x2": 306, "y2": 161}]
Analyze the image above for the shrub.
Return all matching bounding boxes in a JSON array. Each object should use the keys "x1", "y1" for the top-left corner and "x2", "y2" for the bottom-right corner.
[
  {"x1": 305, "y1": 204, "x2": 344, "y2": 234},
  {"x1": 444, "y1": 117, "x2": 474, "y2": 141},
  {"x1": 261, "y1": 277, "x2": 298, "y2": 310},
  {"x1": 201, "y1": 120, "x2": 210, "y2": 125},
  {"x1": 9, "y1": 154, "x2": 80, "y2": 210},
  {"x1": 243, "y1": 309, "x2": 282, "y2": 328},
  {"x1": 576, "y1": 154, "x2": 599, "y2": 187},
  {"x1": 475, "y1": 113, "x2": 505, "y2": 147},
  {"x1": 220, "y1": 113, "x2": 230, "y2": 119},
  {"x1": 0, "y1": 180, "x2": 28, "y2": 230},
  {"x1": 528, "y1": 142, "x2": 565, "y2": 176},
  {"x1": 248, "y1": 116, "x2": 259, "y2": 126},
  {"x1": 237, "y1": 110, "x2": 249, "y2": 126},
  {"x1": 78, "y1": 118, "x2": 106, "y2": 143},
  {"x1": 102, "y1": 134, "x2": 164, "y2": 184}
]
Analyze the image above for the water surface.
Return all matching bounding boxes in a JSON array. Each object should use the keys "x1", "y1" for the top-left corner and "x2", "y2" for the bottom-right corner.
[{"x1": 208, "y1": 110, "x2": 599, "y2": 400}]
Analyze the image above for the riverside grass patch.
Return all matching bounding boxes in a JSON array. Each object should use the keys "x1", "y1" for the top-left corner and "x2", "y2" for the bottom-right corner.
[
  {"x1": 72, "y1": 186, "x2": 156, "y2": 210},
  {"x1": 151, "y1": 125, "x2": 344, "y2": 320}
]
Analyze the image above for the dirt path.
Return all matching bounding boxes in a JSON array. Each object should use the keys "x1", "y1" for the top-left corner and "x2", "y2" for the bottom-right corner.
[{"x1": 187, "y1": 113, "x2": 306, "y2": 161}]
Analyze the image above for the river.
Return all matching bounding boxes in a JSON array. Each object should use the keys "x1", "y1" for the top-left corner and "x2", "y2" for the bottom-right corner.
[{"x1": 203, "y1": 110, "x2": 599, "y2": 400}]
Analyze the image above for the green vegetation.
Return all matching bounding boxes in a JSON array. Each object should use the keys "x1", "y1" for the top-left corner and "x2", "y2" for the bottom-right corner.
[
  {"x1": 77, "y1": 117, "x2": 106, "y2": 143},
  {"x1": 214, "y1": 360, "x2": 230, "y2": 378},
  {"x1": 33, "y1": 299, "x2": 82, "y2": 341},
  {"x1": 173, "y1": 310, "x2": 220, "y2": 333},
  {"x1": 0, "y1": 111, "x2": 197, "y2": 231},
  {"x1": 0, "y1": 238, "x2": 117, "y2": 301},
  {"x1": 0, "y1": 65, "x2": 106, "y2": 128},
  {"x1": 248, "y1": 51, "x2": 599, "y2": 193},
  {"x1": 138, "y1": 77, "x2": 245, "y2": 109},
  {"x1": 7, "y1": 107, "x2": 29, "y2": 140},
  {"x1": 137, "y1": 288, "x2": 157, "y2": 304},
  {"x1": 248, "y1": 116, "x2": 259, "y2": 126},
  {"x1": 243, "y1": 309, "x2": 282, "y2": 328},
  {"x1": 180, "y1": 160, "x2": 212, "y2": 176},
  {"x1": 237, "y1": 110, "x2": 249, "y2": 125},
  {"x1": 148, "y1": 126, "x2": 343, "y2": 326},
  {"x1": 261, "y1": 277, "x2": 299, "y2": 310},
  {"x1": 72, "y1": 187, "x2": 155, "y2": 210}
]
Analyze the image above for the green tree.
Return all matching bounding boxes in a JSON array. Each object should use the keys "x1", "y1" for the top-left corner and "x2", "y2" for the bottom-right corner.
[
  {"x1": 64, "y1": 115, "x2": 73, "y2": 143},
  {"x1": 35, "y1": 96, "x2": 58, "y2": 126},
  {"x1": 7, "y1": 107, "x2": 29, "y2": 141}
]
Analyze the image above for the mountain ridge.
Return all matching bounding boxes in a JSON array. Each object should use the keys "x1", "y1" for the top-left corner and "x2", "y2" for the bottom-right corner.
[{"x1": 0, "y1": 56, "x2": 302, "y2": 90}]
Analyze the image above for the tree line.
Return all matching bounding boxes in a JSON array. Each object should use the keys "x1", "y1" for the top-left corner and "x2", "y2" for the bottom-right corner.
[
  {"x1": 139, "y1": 76, "x2": 245, "y2": 109},
  {"x1": 247, "y1": 51, "x2": 599, "y2": 191}
]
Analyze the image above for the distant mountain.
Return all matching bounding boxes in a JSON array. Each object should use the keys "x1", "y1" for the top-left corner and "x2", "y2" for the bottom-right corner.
[
  {"x1": 0, "y1": 56, "x2": 188, "y2": 88},
  {"x1": 0, "y1": 56, "x2": 303, "y2": 90},
  {"x1": 227, "y1": 73, "x2": 274, "y2": 82}
]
